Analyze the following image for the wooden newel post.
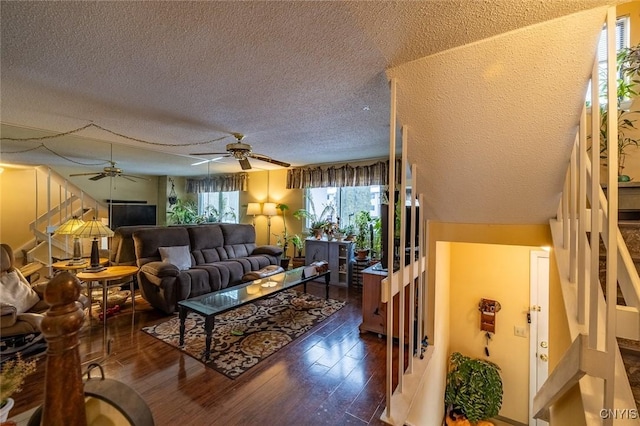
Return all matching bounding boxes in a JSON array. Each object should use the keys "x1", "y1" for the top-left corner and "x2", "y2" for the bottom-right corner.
[{"x1": 40, "y1": 271, "x2": 87, "y2": 426}]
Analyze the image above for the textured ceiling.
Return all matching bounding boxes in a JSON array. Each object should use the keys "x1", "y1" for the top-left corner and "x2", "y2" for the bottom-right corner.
[{"x1": 0, "y1": 0, "x2": 617, "y2": 223}]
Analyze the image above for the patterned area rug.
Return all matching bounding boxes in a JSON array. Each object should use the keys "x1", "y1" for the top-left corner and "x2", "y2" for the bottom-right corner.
[{"x1": 142, "y1": 289, "x2": 345, "y2": 379}]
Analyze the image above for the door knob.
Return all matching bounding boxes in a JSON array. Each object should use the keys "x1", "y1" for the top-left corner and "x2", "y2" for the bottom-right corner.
[{"x1": 539, "y1": 354, "x2": 548, "y2": 362}]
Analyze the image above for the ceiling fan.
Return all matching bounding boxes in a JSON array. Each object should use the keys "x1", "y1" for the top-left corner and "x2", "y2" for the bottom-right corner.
[
  {"x1": 69, "y1": 160, "x2": 148, "y2": 182},
  {"x1": 191, "y1": 133, "x2": 290, "y2": 170},
  {"x1": 69, "y1": 145, "x2": 148, "y2": 182}
]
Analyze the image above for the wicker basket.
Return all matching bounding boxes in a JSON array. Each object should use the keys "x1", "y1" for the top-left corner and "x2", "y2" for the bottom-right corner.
[{"x1": 94, "y1": 289, "x2": 131, "y2": 309}]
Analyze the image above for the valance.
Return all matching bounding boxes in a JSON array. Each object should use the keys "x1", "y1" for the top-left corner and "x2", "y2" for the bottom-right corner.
[
  {"x1": 186, "y1": 173, "x2": 248, "y2": 193},
  {"x1": 286, "y1": 160, "x2": 401, "y2": 189}
]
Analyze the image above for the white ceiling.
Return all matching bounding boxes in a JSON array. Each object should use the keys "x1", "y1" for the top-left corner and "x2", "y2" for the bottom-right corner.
[{"x1": 0, "y1": 1, "x2": 617, "y2": 223}]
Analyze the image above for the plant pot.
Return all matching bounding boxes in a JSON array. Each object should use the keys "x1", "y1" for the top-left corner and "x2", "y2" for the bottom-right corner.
[
  {"x1": 355, "y1": 249, "x2": 369, "y2": 260},
  {"x1": 281, "y1": 257, "x2": 291, "y2": 270},
  {"x1": 0, "y1": 398, "x2": 14, "y2": 423},
  {"x1": 292, "y1": 257, "x2": 305, "y2": 268}
]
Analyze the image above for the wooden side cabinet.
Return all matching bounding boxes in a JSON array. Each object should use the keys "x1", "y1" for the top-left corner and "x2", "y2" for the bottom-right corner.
[
  {"x1": 305, "y1": 239, "x2": 354, "y2": 287},
  {"x1": 359, "y1": 264, "x2": 410, "y2": 338}
]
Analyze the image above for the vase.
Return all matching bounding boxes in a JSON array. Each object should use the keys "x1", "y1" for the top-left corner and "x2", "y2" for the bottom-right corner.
[{"x1": 0, "y1": 397, "x2": 14, "y2": 422}]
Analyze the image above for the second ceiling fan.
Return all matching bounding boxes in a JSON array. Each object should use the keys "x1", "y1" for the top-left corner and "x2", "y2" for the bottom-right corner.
[{"x1": 191, "y1": 133, "x2": 290, "y2": 170}]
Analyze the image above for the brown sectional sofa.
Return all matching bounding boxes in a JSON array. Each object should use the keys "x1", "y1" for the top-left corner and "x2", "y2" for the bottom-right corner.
[{"x1": 130, "y1": 223, "x2": 282, "y2": 314}]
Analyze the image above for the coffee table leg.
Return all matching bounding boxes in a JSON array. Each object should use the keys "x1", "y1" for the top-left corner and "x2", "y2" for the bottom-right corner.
[
  {"x1": 178, "y1": 306, "x2": 187, "y2": 347},
  {"x1": 204, "y1": 315, "x2": 214, "y2": 360},
  {"x1": 325, "y1": 273, "x2": 330, "y2": 299}
]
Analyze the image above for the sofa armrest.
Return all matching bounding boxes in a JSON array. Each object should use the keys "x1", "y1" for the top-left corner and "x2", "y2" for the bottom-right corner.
[
  {"x1": 1, "y1": 303, "x2": 18, "y2": 328},
  {"x1": 252, "y1": 245, "x2": 283, "y2": 256},
  {"x1": 141, "y1": 261, "x2": 181, "y2": 278}
]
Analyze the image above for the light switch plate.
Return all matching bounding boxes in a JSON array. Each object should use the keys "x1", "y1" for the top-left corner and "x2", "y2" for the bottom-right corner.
[{"x1": 514, "y1": 326, "x2": 527, "y2": 338}]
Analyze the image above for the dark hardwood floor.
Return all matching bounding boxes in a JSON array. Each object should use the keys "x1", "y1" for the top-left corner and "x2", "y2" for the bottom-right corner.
[{"x1": 11, "y1": 282, "x2": 394, "y2": 425}]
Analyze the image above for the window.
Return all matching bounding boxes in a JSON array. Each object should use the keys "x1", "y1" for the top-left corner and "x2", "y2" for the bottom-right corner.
[
  {"x1": 197, "y1": 191, "x2": 239, "y2": 223},
  {"x1": 586, "y1": 16, "x2": 629, "y2": 105},
  {"x1": 304, "y1": 186, "x2": 381, "y2": 229}
]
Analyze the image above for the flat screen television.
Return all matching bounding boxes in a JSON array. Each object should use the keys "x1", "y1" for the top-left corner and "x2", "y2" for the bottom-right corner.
[
  {"x1": 109, "y1": 204, "x2": 157, "y2": 230},
  {"x1": 380, "y1": 203, "x2": 419, "y2": 270}
]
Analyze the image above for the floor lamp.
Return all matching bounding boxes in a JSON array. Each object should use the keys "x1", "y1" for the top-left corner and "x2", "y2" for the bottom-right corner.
[
  {"x1": 247, "y1": 202, "x2": 261, "y2": 227},
  {"x1": 262, "y1": 202, "x2": 277, "y2": 244},
  {"x1": 73, "y1": 218, "x2": 114, "y2": 272},
  {"x1": 54, "y1": 216, "x2": 85, "y2": 265}
]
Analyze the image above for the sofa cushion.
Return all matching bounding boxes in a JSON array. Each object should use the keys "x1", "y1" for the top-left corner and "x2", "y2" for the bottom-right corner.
[
  {"x1": 159, "y1": 245, "x2": 192, "y2": 271},
  {"x1": 134, "y1": 227, "x2": 191, "y2": 266},
  {"x1": 1, "y1": 270, "x2": 40, "y2": 313}
]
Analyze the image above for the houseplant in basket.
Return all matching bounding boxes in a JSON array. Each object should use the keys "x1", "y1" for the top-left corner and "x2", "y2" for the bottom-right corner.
[
  {"x1": 0, "y1": 353, "x2": 37, "y2": 422},
  {"x1": 444, "y1": 352, "x2": 503, "y2": 425}
]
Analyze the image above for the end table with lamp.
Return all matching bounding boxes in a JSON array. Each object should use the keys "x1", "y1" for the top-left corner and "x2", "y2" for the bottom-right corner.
[
  {"x1": 72, "y1": 217, "x2": 114, "y2": 272},
  {"x1": 53, "y1": 216, "x2": 86, "y2": 265}
]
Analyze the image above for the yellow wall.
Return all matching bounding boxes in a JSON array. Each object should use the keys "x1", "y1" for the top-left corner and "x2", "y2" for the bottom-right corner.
[
  {"x1": 243, "y1": 169, "x2": 304, "y2": 248},
  {"x1": 449, "y1": 242, "x2": 532, "y2": 424},
  {"x1": 407, "y1": 241, "x2": 451, "y2": 425},
  {"x1": 421, "y1": 222, "x2": 585, "y2": 424}
]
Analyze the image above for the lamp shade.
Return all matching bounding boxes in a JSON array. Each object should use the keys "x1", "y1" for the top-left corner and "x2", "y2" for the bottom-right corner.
[
  {"x1": 55, "y1": 217, "x2": 85, "y2": 235},
  {"x1": 247, "y1": 202, "x2": 262, "y2": 216},
  {"x1": 262, "y1": 202, "x2": 277, "y2": 217},
  {"x1": 73, "y1": 218, "x2": 114, "y2": 238}
]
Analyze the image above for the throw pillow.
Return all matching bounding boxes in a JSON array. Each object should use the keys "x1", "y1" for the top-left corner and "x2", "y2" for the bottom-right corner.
[
  {"x1": 158, "y1": 246, "x2": 192, "y2": 271},
  {"x1": 0, "y1": 270, "x2": 40, "y2": 313}
]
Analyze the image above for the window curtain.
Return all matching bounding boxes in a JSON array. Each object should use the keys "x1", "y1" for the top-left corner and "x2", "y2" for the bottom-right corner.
[
  {"x1": 286, "y1": 160, "x2": 401, "y2": 189},
  {"x1": 186, "y1": 173, "x2": 248, "y2": 193}
]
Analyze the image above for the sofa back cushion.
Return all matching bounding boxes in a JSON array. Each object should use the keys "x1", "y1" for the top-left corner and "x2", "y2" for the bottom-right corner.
[
  {"x1": 188, "y1": 225, "x2": 225, "y2": 265},
  {"x1": 111, "y1": 225, "x2": 157, "y2": 265},
  {"x1": 134, "y1": 227, "x2": 191, "y2": 267},
  {"x1": 219, "y1": 224, "x2": 257, "y2": 259}
]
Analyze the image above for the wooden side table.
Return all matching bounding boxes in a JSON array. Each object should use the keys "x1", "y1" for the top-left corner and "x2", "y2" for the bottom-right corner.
[
  {"x1": 52, "y1": 258, "x2": 108, "y2": 273},
  {"x1": 77, "y1": 266, "x2": 139, "y2": 354}
]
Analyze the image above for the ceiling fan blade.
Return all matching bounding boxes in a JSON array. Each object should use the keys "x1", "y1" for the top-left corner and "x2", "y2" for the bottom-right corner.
[
  {"x1": 121, "y1": 176, "x2": 136, "y2": 182},
  {"x1": 190, "y1": 151, "x2": 229, "y2": 156},
  {"x1": 122, "y1": 174, "x2": 150, "y2": 181},
  {"x1": 239, "y1": 158, "x2": 252, "y2": 170},
  {"x1": 249, "y1": 153, "x2": 290, "y2": 168},
  {"x1": 69, "y1": 172, "x2": 101, "y2": 177},
  {"x1": 89, "y1": 173, "x2": 108, "y2": 181}
]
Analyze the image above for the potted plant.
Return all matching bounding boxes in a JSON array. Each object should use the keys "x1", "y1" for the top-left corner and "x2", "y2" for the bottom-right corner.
[
  {"x1": 275, "y1": 203, "x2": 292, "y2": 268},
  {"x1": 597, "y1": 43, "x2": 640, "y2": 182},
  {"x1": 167, "y1": 198, "x2": 199, "y2": 224},
  {"x1": 293, "y1": 200, "x2": 336, "y2": 240},
  {"x1": 0, "y1": 353, "x2": 37, "y2": 422},
  {"x1": 354, "y1": 210, "x2": 372, "y2": 260},
  {"x1": 444, "y1": 352, "x2": 503, "y2": 425},
  {"x1": 198, "y1": 199, "x2": 237, "y2": 223},
  {"x1": 290, "y1": 234, "x2": 305, "y2": 268}
]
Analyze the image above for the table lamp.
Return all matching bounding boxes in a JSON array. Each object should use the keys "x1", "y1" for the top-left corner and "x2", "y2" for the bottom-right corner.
[
  {"x1": 54, "y1": 216, "x2": 85, "y2": 265},
  {"x1": 73, "y1": 218, "x2": 114, "y2": 272},
  {"x1": 247, "y1": 202, "x2": 261, "y2": 227}
]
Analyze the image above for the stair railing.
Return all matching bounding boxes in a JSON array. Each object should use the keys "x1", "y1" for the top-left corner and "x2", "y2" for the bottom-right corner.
[
  {"x1": 25, "y1": 166, "x2": 105, "y2": 269},
  {"x1": 533, "y1": 7, "x2": 637, "y2": 423}
]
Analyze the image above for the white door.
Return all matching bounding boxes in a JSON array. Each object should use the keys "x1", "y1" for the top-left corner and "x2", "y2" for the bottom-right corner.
[{"x1": 529, "y1": 250, "x2": 549, "y2": 426}]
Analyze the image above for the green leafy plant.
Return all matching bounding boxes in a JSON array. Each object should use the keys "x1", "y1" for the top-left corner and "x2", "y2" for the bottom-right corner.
[
  {"x1": 354, "y1": 211, "x2": 372, "y2": 251},
  {"x1": 444, "y1": 352, "x2": 503, "y2": 423},
  {"x1": 1, "y1": 353, "x2": 37, "y2": 407},
  {"x1": 198, "y1": 198, "x2": 237, "y2": 223},
  {"x1": 290, "y1": 234, "x2": 304, "y2": 258},
  {"x1": 293, "y1": 198, "x2": 336, "y2": 235},
  {"x1": 597, "y1": 43, "x2": 640, "y2": 181},
  {"x1": 167, "y1": 198, "x2": 199, "y2": 224}
]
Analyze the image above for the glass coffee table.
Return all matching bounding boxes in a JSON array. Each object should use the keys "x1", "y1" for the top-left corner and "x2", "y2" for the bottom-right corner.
[{"x1": 177, "y1": 266, "x2": 330, "y2": 360}]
